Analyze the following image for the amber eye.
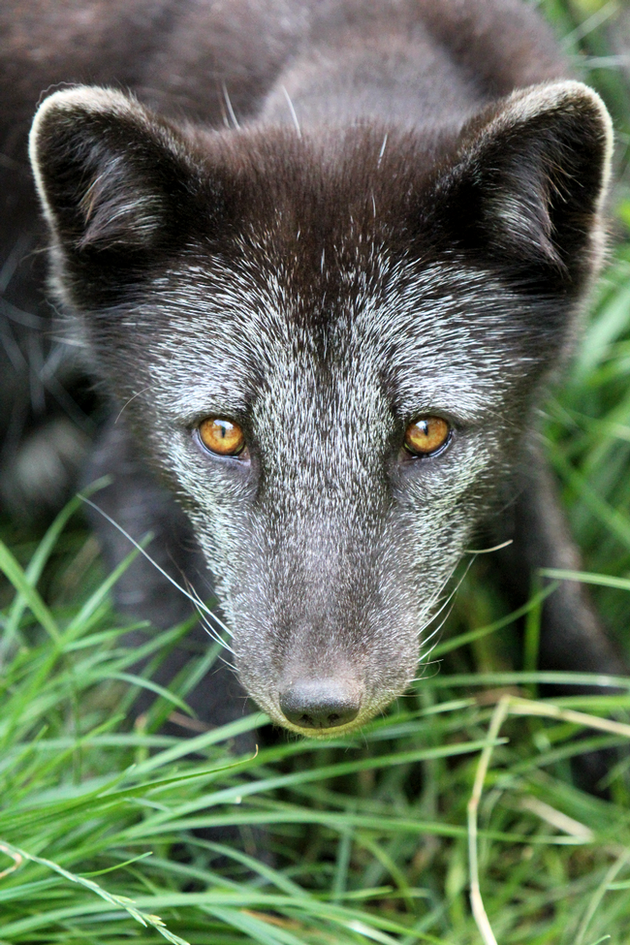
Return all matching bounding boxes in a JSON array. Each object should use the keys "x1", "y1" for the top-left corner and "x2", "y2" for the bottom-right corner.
[
  {"x1": 404, "y1": 416, "x2": 451, "y2": 456},
  {"x1": 198, "y1": 417, "x2": 246, "y2": 456}
]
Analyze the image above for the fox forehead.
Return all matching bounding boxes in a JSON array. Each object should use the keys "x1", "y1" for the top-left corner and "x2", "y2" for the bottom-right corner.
[{"x1": 136, "y1": 247, "x2": 532, "y2": 429}]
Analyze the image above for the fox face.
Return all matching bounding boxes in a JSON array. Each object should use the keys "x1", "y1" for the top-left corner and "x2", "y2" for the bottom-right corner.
[{"x1": 29, "y1": 80, "x2": 611, "y2": 733}]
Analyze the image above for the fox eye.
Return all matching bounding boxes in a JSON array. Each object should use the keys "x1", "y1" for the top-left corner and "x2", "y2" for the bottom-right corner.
[
  {"x1": 198, "y1": 417, "x2": 246, "y2": 456},
  {"x1": 404, "y1": 416, "x2": 451, "y2": 456}
]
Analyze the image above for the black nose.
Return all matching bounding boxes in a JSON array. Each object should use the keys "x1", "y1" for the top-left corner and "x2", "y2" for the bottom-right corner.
[{"x1": 279, "y1": 678, "x2": 361, "y2": 729}]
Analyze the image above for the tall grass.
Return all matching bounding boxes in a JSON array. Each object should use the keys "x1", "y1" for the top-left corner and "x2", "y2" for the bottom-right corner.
[
  {"x1": 2, "y1": 502, "x2": 630, "y2": 944},
  {"x1": 2, "y1": 1, "x2": 630, "y2": 943}
]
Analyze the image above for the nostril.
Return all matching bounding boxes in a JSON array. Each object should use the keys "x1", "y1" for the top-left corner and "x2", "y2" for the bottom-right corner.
[{"x1": 279, "y1": 678, "x2": 361, "y2": 729}]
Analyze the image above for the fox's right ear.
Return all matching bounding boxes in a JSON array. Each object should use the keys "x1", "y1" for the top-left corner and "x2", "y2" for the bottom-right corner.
[{"x1": 29, "y1": 86, "x2": 227, "y2": 306}]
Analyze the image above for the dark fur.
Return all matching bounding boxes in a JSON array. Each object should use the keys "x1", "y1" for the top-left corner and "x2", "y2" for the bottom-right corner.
[{"x1": 1, "y1": 1, "x2": 626, "y2": 767}]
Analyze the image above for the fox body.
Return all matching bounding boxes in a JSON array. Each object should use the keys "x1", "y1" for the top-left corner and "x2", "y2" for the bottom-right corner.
[{"x1": 1, "y1": 0, "x2": 625, "y2": 736}]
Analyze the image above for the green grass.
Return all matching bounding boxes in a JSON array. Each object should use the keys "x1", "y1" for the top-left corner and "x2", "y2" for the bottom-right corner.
[
  {"x1": 3, "y1": 1, "x2": 630, "y2": 943},
  {"x1": 2, "y1": 508, "x2": 630, "y2": 944}
]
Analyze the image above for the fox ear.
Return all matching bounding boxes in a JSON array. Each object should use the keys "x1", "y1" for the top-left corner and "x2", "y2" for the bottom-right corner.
[
  {"x1": 436, "y1": 81, "x2": 613, "y2": 286},
  {"x1": 29, "y1": 86, "x2": 207, "y2": 264}
]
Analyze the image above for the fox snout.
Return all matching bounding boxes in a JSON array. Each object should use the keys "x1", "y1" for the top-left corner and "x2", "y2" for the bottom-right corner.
[
  {"x1": 278, "y1": 677, "x2": 362, "y2": 730},
  {"x1": 223, "y1": 515, "x2": 446, "y2": 736}
]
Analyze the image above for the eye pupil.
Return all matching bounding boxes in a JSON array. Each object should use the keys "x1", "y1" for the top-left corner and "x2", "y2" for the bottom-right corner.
[
  {"x1": 198, "y1": 417, "x2": 245, "y2": 456},
  {"x1": 404, "y1": 416, "x2": 450, "y2": 456}
]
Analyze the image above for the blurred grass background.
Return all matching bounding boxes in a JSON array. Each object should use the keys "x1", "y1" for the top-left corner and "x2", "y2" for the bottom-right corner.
[{"x1": 2, "y1": 1, "x2": 630, "y2": 943}]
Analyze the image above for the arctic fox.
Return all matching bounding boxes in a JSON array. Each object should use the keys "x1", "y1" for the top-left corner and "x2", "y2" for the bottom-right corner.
[{"x1": 2, "y1": 0, "x2": 625, "y2": 738}]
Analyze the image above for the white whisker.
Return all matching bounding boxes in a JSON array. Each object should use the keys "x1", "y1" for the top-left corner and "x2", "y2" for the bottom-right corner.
[
  {"x1": 197, "y1": 608, "x2": 235, "y2": 654},
  {"x1": 412, "y1": 660, "x2": 442, "y2": 683},
  {"x1": 114, "y1": 387, "x2": 151, "y2": 423},
  {"x1": 81, "y1": 494, "x2": 233, "y2": 653},
  {"x1": 377, "y1": 132, "x2": 388, "y2": 166},
  {"x1": 185, "y1": 580, "x2": 233, "y2": 637},
  {"x1": 419, "y1": 599, "x2": 455, "y2": 653},
  {"x1": 221, "y1": 81, "x2": 240, "y2": 128},
  {"x1": 281, "y1": 85, "x2": 302, "y2": 138},
  {"x1": 413, "y1": 555, "x2": 476, "y2": 673},
  {"x1": 184, "y1": 580, "x2": 236, "y2": 655},
  {"x1": 464, "y1": 539, "x2": 513, "y2": 554},
  {"x1": 421, "y1": 555, "x2": 475, "y2": 638}
]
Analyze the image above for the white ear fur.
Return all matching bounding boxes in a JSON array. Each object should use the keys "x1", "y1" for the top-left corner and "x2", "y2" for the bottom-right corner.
[
  {"x1": 446, "y1": 78, "x2": 614, "y2": 275},
  {"x1": 29, "y1": 86, "x2": 152, "y2": 230},
  {"x1": 29, "y1": 85, "x2": 199, "y2": 255},
  {"x1": 481, "y1": 79, "x2": 613, "y2": 214}
]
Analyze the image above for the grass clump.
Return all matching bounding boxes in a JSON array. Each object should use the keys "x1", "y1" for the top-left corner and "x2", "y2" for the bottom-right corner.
[{"x1": 1, "y1": 503, "x2": 630, "y2": 944}]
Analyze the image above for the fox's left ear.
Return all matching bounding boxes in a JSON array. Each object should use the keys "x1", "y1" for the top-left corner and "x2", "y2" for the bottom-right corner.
[{"x1": 434, "y1": 81, "x2": 613, "y2": 287}]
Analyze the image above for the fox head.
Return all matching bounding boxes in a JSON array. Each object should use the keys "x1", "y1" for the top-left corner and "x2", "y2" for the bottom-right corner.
[{"x1": 29, "y1": 81, "x2": 611, "y2": 734}]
